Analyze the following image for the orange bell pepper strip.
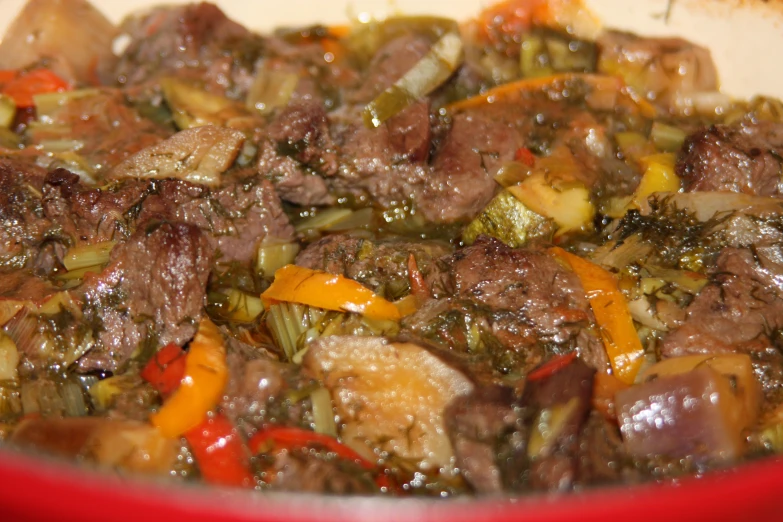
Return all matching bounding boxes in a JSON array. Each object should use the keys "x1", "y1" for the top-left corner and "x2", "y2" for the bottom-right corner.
[
  {"x1": 0, "y1": 68, "x2": 70, "y2": 108},
  {"x1": 261, "y1": 264, "x2": 401, "y2": 321},
  {"x1": 591, "y1": 372, "x2": 629, "y2": 421},
  {"x1": 184, "y1": 414, "x2": 254, "y2": 488},
  {"x1": 549, "y1": 247, "x2": 645, "y2": 384},
  {"x1": 151, "y1": 318, "x2": 228, "y2": 438}
]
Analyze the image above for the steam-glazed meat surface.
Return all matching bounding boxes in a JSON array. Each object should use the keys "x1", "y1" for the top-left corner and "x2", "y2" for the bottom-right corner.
[
  {"x1": 677, "y1": 122, "x2": 783, "y2": 196},
  {"x1": 2, "y1": 0, "x2": 783, "y2": 501}
]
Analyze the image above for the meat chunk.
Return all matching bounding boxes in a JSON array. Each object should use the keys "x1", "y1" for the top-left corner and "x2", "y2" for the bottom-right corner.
[
  {"x1": 110, "y1": 2, "x2": 261, "y2": 97},
  {"x1": 0, "y1": 160, "x2": 50, "y2": 267},
  {"x1": 598, "y1": 30, "x2": 718, "y2": 111},
  {"x1": 444, "y1": 386, "x2": 523, "y2": 493},
  {"x1": 295, "y1": 234, "x2": 451, "y2": 300},
  {"x1": 407, "y1": 237, "x2": 605, "y2": 374},
  {"x1": 257, "y1": 100, "x2": 337, "y2": 206},
  {"x1": 266, "y1": 451, "x2": 377, "y2": 494},
  {"x1": 677, "y1": 122, "x2": 783, "y2": 196},
  {"x1": 29, "y1": 91, "x2": 171, "y2": 181},
  {"x1": 303, "y1": 336, "x2": 474, "y2": 471},
  {"x1": 78, "y1": 223, "x2": 211, "y2": 371}
]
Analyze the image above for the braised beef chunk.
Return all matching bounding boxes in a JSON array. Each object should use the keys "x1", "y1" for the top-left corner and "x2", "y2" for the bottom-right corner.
[
  {"x1": 0, "y1": 160, "x2": 50, "y2": 268},
  {"x1": 407, "y1": 237, "x2": 606, "y2": 374},
  {"x1": 78, "y1": 223, "x2": 211, "y2": 371},
  {"x1": 445, "y1": 386, "x2": 524, "y2": 493},
  {"x1": 577, "y1": 412, "x2": 637, "y2": 485},
  {"x1": 677, "y1": 122, "x2": 783, "y2": 196},
  {"x1": 265, "y1": 451, "x2": 377, "y2": 494},
  {"x1": 295, "y1": 233, "x2": 451, "y2": 299},
  {"x1": 659, "y1": 247, "x2": 783, "y2": 394},
  {"x1": 110, "y1": 2, "x2": 261, "y2": 96}
]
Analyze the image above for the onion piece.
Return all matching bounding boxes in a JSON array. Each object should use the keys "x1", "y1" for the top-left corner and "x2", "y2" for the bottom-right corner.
[
  {"x1": 246, "y1": 69, "x2": 299, "y2": 116},
  {"x1": 0, "y1": 0, "x2": 116, "y2": 85},
  {"x1": 109, "y1": 126, "x2": 245, "y2": 187},
  {"x1": 362, "y1": 31, "x2": 463, "y2": 128},
  {"x1": 0, "y1": 332, "x2": 19, "y2": 381},
  {"x1": 641, "y1": 192, "x2": 783, "y2": 222},
  {"x1": 256, "y1": 240, "x2": 300, "y2": 279}
]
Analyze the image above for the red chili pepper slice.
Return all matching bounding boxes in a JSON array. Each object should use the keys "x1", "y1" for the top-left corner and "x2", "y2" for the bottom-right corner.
[
  {"x1": 250, "y1": 425, "x2": 375, "y2": 470},
  {"x1": 140, "y1": 343, "x2": 187, "y2": 395},
  {"x1": 514, "y1": 146, "x2": 536, "y2": 167},
  {"x1": 526, "y1": 351, "x2": 578, "y2": 382},
  {"x1": 184, "y1": 414, "x2": 255, "y2": 488},
  {"x1": 407, "y1": 253, "x2": 430, "y2": 303}
]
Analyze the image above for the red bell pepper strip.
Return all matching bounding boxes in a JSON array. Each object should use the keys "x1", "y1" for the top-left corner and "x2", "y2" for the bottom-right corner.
[
  {"x1": 184, "y1": 414, "x2": 255, "y2": 488},
  {"x1": 0, "y1": 69, "x2": 70, "y2": 108},
  {"x1": 140, "y1": 343, "x2": 187, "y2": 396},
  {"x1": 526, "y1": 351, "x2": 578, "y2": 382}
]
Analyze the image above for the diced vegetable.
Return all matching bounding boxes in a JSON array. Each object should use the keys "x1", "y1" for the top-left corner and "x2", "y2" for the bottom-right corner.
[
  {"x1": 310, "y1": 386, "x2": 338, "y2": 437},
  {"x1": 150, "y1": 319, "x2": 228, "y2": 438},
  {"x1": 509, "y1": 172, "x2": 594, "y2": 236},
  {"x1": 109, "y1": 126, "x2": 245, "y2": 187},
  {"x1": 262, "y1": 265, "x2": 401, "y2": 321},
  {"x1": 519, "y1": 29, "x2": 596, "y2": 79},
  {"x1": 363, "y1": 31, "x2": 464, "y2": 128},
  {"x1": 0, "y1": 95, "x2": 16, "y2": 128},
  {"x1": 615, "y1": 131, "x2": 655, "y2": 162},
  {"x1": 0, "y1": 332, "x2": 19, "y2": 381},
  {"x1": 346, "y1": 16, "x2": 458, "y2": 64},
  {"x1": 616, "y1": 365, "x2": 755, "y2": 460},
  {"x1": 294, "y1": 208, "x2": 353, "y2": 233},
  {"x1": 208, "y1": 289, "x2": 264, "y2": 323},
  {"x1": 0, "y1": 69, "x2": 70, "y2": 108},
  {"x1": 549, "y1": 247, "x2": 645, "y2": 384},
  {"x1": 650, "y1": 122, "x2": 687, "y2": 152},
  {"x1": 62, "y1": 241, "x2": 116, "y2": 271},
  {"x1": 88, "y1": 374, "x2": 143, "y2": 411},
  {"x1": 528, "y1": 397, "x2": 580, "y2": 459},
  {"x1": 33, "y1": 88, "x2": 100, "y2": 122},
  {"x1": 639, "y1": 354, "x2": 761, "y2": 429},
  {"x1": 246, "y1": 69, "x2": 299, "y2": 115},
  {"x1": 140, "y1": 344, "x2": 187, "y2": 396},
  {"x1": 0, "y1": 0, "x2": 116, "y2": 85},
  {"x1": 161, "y1": 77, "x2": 247, "y2": 130},
  {"x1": 266, "y1": 302, "x2": 311, "y2": 362},
  {"x1": 463, "y1": 189, "x2": 555, "y2": 248},
  {"x1": 631, "y1": 153, "x2": 680, "y2": 208},
  {"x1": 303, "y1": 336, "x2": 474, "y2": 470},
  {"x1": 184, "y1": 414, "x2": 254, "y2": 488},
  {"x1": 256, "y1": 240, "x2": 300, "y2": 278},
  {"x1": 641, "y1": 191, "x2": 782, "y2": 222}
]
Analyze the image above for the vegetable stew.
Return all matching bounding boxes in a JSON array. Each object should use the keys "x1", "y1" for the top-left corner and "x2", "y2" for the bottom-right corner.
[{"x1": 1, "y1": 0, "x2": 783, "y2": 498}]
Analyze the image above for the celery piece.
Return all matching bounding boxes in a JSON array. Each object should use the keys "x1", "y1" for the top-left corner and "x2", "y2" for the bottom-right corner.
[
  {"x1": 346, "y1": 16, "x2": 458, "y2": 64},
  {"x1": 256, "y1": 241, "x2": 300, "y2": 278},
  {"x1": 363, "y1": 31, "x2": 463, "y2": 128},
  {"x1": 463, "y1": 189, "x2": 554, "y2": 248},
  {"x1": 246, "y1": 70, "x2": 299, "y2": 115},
  {"x1": 62, "y1": 241, "x2": 116, "y2": 271},
  {"x1": 0, "y1": 95, "x2": 15, "y2": 129},
  {"x1": 294, "y1": 208, "x2": 353, "y2": 233},
  {"x1": 33, "y1": 89, "x2": 99, "y2": 123},
  {"x1": 310, "y1": 387, "x2": 337, "y2": 437},
  {"x1": 650, "y1": 122, "x2": 687, "y2": 152}
]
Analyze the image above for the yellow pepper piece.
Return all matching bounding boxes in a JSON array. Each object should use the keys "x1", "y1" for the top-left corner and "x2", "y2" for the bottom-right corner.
[
  {"x1": 262, "y1": 265, "x2": 401, "y2": 321},
  {"x1": 549, "y1": 247, "x2": 645, "y2": 384},
  {"x1": 631, "y1": 153, "x2": 680, "y2": 208},
  {"x1": 151, "y1": 319, "x2": 228, "y2": 438}
]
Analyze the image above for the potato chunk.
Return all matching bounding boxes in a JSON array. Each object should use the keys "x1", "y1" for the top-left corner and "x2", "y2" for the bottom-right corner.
[{"x1": 303, "y1": 336, "x2": 474, "y2": 470}]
